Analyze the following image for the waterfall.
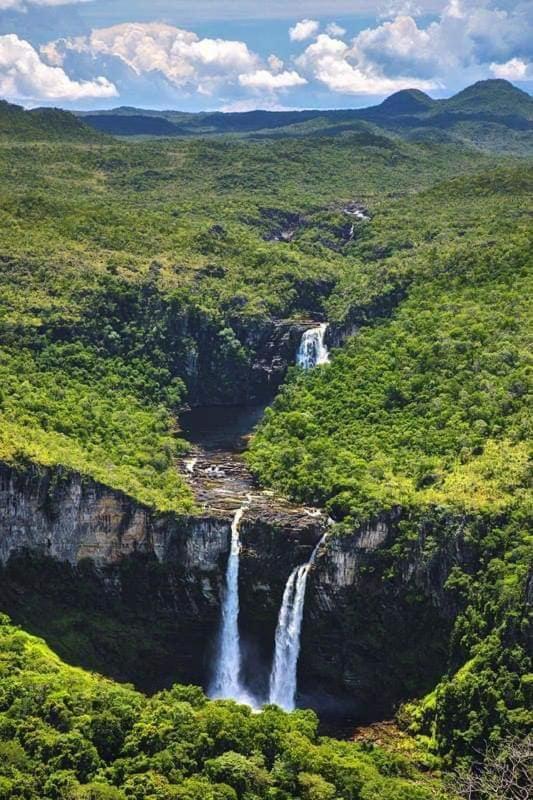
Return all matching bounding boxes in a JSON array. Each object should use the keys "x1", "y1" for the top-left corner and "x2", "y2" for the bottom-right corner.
[
  {"x1": 297, "y1": 323, "x2": 330, "y2": 369},
  {"x1": 209, "y1": 501, "x2": 253, "y2": 704},
  {"x1": 269, "y1": 535, "x2": 326, "y2": 711}
]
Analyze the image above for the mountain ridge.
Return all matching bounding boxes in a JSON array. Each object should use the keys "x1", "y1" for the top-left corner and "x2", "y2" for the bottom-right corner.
[{"x1": 69, "y1": 79, "x2": 533, "y2": 154}]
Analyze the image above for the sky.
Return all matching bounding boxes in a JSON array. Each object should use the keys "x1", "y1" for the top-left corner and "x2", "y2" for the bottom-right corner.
[{"x1": 0, "y1": 0, "x2": 531, "y2": 111}]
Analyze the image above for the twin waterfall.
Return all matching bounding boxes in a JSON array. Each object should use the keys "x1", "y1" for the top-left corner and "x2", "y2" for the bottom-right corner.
[
  {"x1": 209, "y1": 502, "x2": 253, "y2": 705},
  {"x1": 209, "y1": 325, "x2": 329, "y2": 710},
  {"x1": 296, "y1": 323, "x2": 330, "y2": 369},
  {"x1": 269, "y1": 535, "x2": 327, "y2": 710}
]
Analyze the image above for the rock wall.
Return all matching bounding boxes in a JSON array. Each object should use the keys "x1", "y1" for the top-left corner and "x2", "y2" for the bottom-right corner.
[
  {"x1": 0, "y1": 461, "x2": 233, "y2": 689},
  {"x1": 0, "y1": 461, "x2": 478, "y2": 720},
  {"x1": 299, "y1": 509, "x2": 475, "y2": 720},
  {"x1": 0, "y1": 462, "x2": 324, "y2": 695},
  {"x1": 0, "y1": 462, "x2": 230, "y2": 571}
]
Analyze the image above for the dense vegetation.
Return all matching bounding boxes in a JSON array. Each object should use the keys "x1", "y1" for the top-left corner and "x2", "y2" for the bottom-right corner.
[
  {"x1": 248, "y1": 168, "x2": 532, "y2": 764},
  {"x1": 0, "y1": 616, "x2": 445, "y2": 800},
  {"x1": 0, "y1": 79, "x2": 531, "y2": 793},
  {"x1": 0, "y1": 99, "x2": 508, "y2": 511}
]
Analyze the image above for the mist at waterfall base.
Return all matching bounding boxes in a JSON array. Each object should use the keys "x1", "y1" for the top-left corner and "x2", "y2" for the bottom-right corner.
[{"x1": 207, "y1": 325, "x2": 331, "y2": 710}]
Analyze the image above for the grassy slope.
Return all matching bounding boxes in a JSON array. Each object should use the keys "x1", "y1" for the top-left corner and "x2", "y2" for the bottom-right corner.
[{"x1": 0, "y1": 128, "x2": 505, "y2": 512}]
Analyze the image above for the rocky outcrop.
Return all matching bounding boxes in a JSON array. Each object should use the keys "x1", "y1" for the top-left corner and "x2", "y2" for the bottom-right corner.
[
  {"x1": 299, "y1": 510, "x2": 476, "y2": 720},
  {"x1": 0, "y1": 463, "x2": 230, "y2": 570},
  {"x1": 0, "y1": 462, "x2": 234, "y2": 689},
  {"x1": 0, "y1": 459, "x2": 479, "y2": 720},
  {"x1": 240, "y1": 319, "x2": 316, "y2": 400},
  {"x1": 182, "y1": 315, "x2": 329, "y2": 405},
  {"x1": 0, "y1": 461, "x2": 324, "y2": 695}
]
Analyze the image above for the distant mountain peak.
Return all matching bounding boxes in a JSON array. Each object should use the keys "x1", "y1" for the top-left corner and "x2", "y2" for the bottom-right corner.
[
  {"x1": 377, "y1": 88, "x2": 435, "y2": 115},
  {"x1": 445, "y1": 79, "x2": 533, "y2": 115}
]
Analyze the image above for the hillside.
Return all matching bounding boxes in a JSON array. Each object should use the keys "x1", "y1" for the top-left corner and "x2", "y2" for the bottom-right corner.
[
  {"x1": 0, "y1": 81, "x2": 531, "y2": 795},
  {"x1": 0, "y1": 100, "x2": 102, "y2": 141},
  {"x1": 0, "y1": 615, "x2": 446, "y2": 799},
  {"x1": 77, "y1": 79, "x2": 533, "y2": 154},
  {"x1": 443, "y1": 79, "x2": 533, "y2": 115},
  {"x1": 1, "y1": 112, "x2": 509, "y2": 513}
]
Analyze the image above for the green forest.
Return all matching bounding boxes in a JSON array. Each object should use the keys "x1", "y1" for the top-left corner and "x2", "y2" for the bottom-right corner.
[{"x1": 0, "y1": 80, "x2": 531, "y2": 800}]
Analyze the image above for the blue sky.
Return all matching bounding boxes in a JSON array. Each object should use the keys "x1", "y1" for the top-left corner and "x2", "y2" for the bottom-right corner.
[{"x1": 0, "y1": 1, "x2": 531, "y2": 111}]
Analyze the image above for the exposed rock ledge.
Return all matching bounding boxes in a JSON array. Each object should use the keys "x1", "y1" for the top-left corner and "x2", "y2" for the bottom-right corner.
[
  {"x1": 0, "y1": 460, "x2": 477, "y2": 720},
  {"x1": 0, "y1": 461, "x2": 324, "y2": 693}
]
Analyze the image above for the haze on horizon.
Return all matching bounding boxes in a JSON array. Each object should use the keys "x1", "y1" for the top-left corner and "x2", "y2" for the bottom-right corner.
[{"x1": 0, "y1": 0, "x2": 531, "y2": 112}]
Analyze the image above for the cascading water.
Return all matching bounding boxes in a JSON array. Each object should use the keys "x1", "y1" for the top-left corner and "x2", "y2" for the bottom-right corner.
[
  {"x1": 297, "y1": 323, "x2": 330, "y2": 369},
  {"x1": 269, "y1": 535, "x2": 327, "y2": 710},
  {"x1": 209, "y1": 499, "x2": 254, "y2": 704}
]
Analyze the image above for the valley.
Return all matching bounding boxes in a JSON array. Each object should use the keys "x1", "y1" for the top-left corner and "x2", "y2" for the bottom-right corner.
[{"x1": 0, "y1": 79, "x2": 530, "y2": 799}]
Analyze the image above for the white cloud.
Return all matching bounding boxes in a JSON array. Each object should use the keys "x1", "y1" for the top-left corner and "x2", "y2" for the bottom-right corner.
[
  {"x1": 0, "y1": 0, "x2": 91, "y2": 9},
  {"x1": 0, "y1": 34, "x2": 117, "y2": 101},
  {"x1": 296, "y1": 32, "x2": 437, "y2": 95},
  {"x1": 18, "y1": 2, "x2": 533, "y2": 107},
  {"x1": 325, "y1": 22, "x2": 347, "y2": 37},
  {"x1": 268, "y1": 54, "x2": 284, "y2": 73},
  {"x1": 289, "y1": 19, "x2": 320, "y2": 42},
  {"x1": 40, "y1": 41, "x2": 65, "y2": 66},
  {"x1": 58, "y1": 22, "x2": 260, "y2": 96},
  {"x1": 490, "y1": 56, "x2": 532, "y2": 79},
  {"x1": 239, "y1": 69, "x2": 307, "y2": 91},
  {"x1": 379, "y1": 1, "x2": 422, "y2": 18},
  {"x1": 297, "y1": 2, "x2": 533, "y2": 97},
  {"x1": 220, "y1": 98, "x2": 292, "y2": 112}
]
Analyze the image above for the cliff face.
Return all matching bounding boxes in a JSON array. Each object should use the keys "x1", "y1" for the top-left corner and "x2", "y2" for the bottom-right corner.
[
  {"x1": 0, "y1": 462, "x2": 232, "y2": 689},
  {"x1": 0, "y1": 461, "x2": 476, "y2": 718},
  {"x1": 0, "y1": 462, "x2": 324, "y2": 695},
  {"x1": 0, "y1": 462, "x2": 230, "y2": 571},
  {"x1": 299, "y1": 510, "x2": 475, "y2": 720},
  {"x1": 166, "y1": 314, "x2": 313, "y2": 406}
]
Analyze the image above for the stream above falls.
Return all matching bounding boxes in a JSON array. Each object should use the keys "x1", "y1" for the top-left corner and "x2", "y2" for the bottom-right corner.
[
  {"x1": 177, "y1": 326, "x2": 332, "y2": 711},
  {"x1": 179, "y1": 403, "x2": 268, "y2": 453}
]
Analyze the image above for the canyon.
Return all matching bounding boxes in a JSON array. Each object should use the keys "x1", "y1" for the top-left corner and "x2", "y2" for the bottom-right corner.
[{"x1": 0, "y1": 323, "x2": 472, "y2": 724}]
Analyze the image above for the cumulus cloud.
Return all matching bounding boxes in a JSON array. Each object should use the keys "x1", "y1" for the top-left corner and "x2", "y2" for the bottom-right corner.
[
  {"x1": 326, "y1": 23, "x2": 347, "y2": 37},
  {"x1": 490, "y1": 56, "x2": 532, "y2": 79},
  {"x1": 297, "y1": 1, "x2": 533, "y2": 96},
  {"x1": 379, "y1": 0, "x2": 422, "y2": 18},
  {"x1": 296, "y1": 32, "x2": 437, "y2": 95},
  {"x1": 239, "y1": 69, "x2": 306, "y2": 92},
  {"x1": 56, "y1": 22, "x2": 261, "y2": 96},
  {"x1": 0, "y1": 34, "x2": 117, "y2": 101},
  {"x1": 267, "y1": 54, "x2": 284, "y2": 73},
  {"x1": 12, "y1": 2, "x2": 533, "y2": 107},
  {"x1": 289, "y1": 19, "x2": 320, "y2": 42}
]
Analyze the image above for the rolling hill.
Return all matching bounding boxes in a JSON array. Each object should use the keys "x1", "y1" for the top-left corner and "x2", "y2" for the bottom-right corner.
[{"x1": 76, "y1": 79, "x2": 533, "y2": 154}]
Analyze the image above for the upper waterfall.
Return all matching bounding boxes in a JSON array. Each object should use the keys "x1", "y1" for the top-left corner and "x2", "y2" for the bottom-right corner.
[
  {"x1": 296, "y1": 323, "x2": 330, "y2": 369},
  {"x1": 269, "y1": 534, "x2": 327, "y2": 711},
  {"x1": 209, "y1": 499, "x2": 254, "y2": 705}
]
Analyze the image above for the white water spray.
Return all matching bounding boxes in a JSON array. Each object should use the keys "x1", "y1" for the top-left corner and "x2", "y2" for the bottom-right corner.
[
  {"x1": 210, "y1": 499, "x2": 255, "y2": 704},
  {"x1": 269, "y1": 535, "x2": 327, "y2": 710},
  {"x1": 297, "y1": 323, "x2": 330, "y2": 369},
  {"x1": 184, "y1": 457, "x2": 198, "y2": 475}
]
